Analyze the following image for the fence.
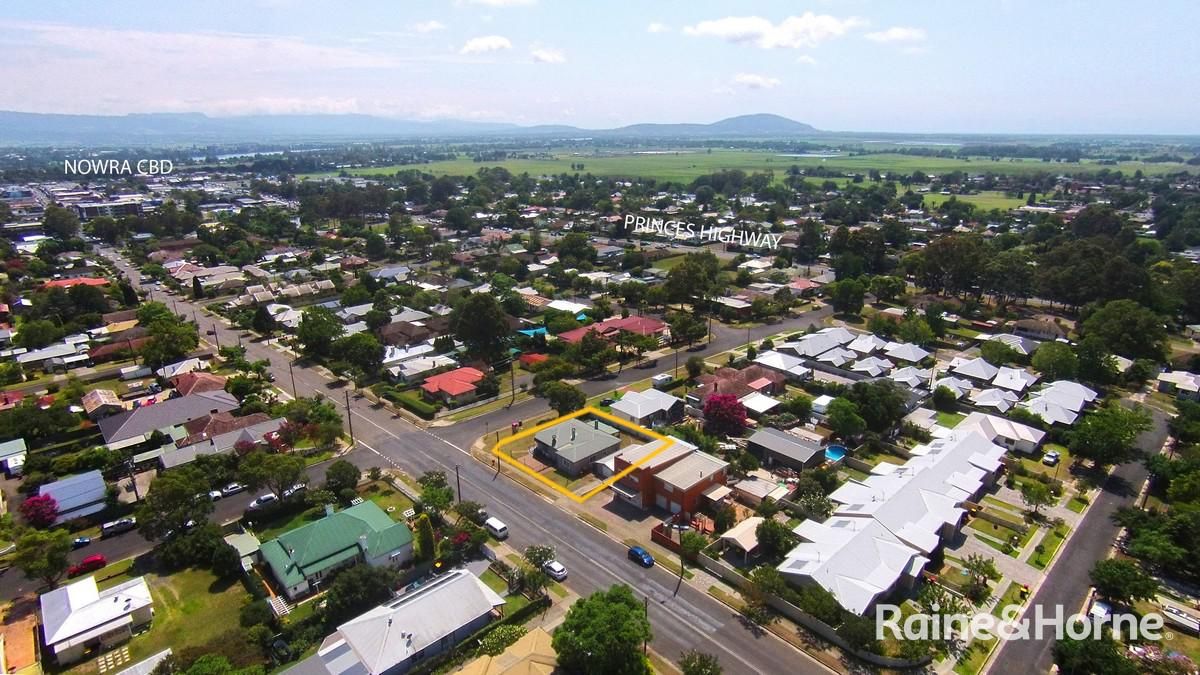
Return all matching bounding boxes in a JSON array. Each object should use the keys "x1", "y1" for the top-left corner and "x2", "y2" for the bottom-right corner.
[{"x1": 696, "y1": 549, "x2": 931, "y2": 670}]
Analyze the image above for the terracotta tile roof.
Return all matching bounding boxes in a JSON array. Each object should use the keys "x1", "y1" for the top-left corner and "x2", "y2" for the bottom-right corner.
[
  {"x1": 180, "y1": 411, "x2": 272, "y2": 446},
  {"x1": 421, "y1": 367, "x2": 485, "y2": 397},
  {"x1": 170, "y1": 371, "x2": 228, "y2": 396}
]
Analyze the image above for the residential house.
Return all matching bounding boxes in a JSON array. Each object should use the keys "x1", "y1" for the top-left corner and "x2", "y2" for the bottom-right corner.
[
  {"x1": 456, "y1": 627, "x2": 557, "y2": 675},
  {"x1": 97, "y1": 390, "x2": 240, "y2": 450},
  {"x1": 169, "y1": 371, "x2": 228, "y2": 396},
  {"x1": 609, "y1": 389, "x2": 684, "y2": 428},
  {"x1": 556, "y1": 315, "x2": 670, "y2": 346},
  {"x1": 983, "y1": 333, "x2": 1040, "y2": 357},
  {"x1": 38, "y1": 470, "x2": 108, "y2": 525},
  {"x1": 260, "y1": 501, "x2": 414, "y2": 600},
  {"x1": 609, "y1": 438, "x2": 696, "y2": 509},
  {"x1": 753, "y1": 350, "x2": 812, "y2": 382},
  {"x1": 1013, "y1": 319, "x2": 1066, "y2": 341},
  {"x1": 533, "y1": 418, "x2": 621, "y2": 477},
  {"x1": 687, "y1": 365, "x2": 785, "y2": 408},
  {"x1": 40, "y1": 576, "x2": 153, "y2": 664},
  {"x1": 950, "y1": 357, "x2": 999, "y2": 384},
  {"x1": 81, "y1": 389, "x2": 124, "y2": 420},
  {"x1": 421, "y1": 367, "x2": 486, "y2": 406},
  {"x1": 778, "y1": 429, "x2": 1007, "y2": 614},
  {"x1": 1019, "y1": 381, "x2": 1098, "y2": 427},
  {"x1": 746, "y1": 428, "x2": 824, "y2": 471},
  {"x1": 890, "y1": 366, "x2": 932, "y2": 389},
  {"x1": 387, "y1": 355, "x2": 458, "y2": 384},
  {"x1": 957, "y1": 411, "x2": 1046, "y2": 453},
  {"x1": 969, "y1": 387, "x2": 1019, "y2": 413},
  {"x1": 652, "y1": 451, "x2": 729, "y2": 514},
  {"x1": 0, "y1": 437, "x2": 27, "y2": 476},
  {"x1": 155, "y1": 357, "x2": 208, "y2": 379},
  {"x1": 992, "y1": 366, "x2": 1039, "y2": 393},
  {"x1": 851, "y1": 356, "x2": 894, "y2": 378},
  {"x1": 1158, "y1": 371, "x2": 1200, "y2": 401},
  {"x1": 379, "y1": 321, "x2": 434, "y2": 347},
  {"x1": 884, "y1": 342, "x2": 931, "y2": 364},
  {"x1": 931, "y1": 376, "x2": 973, "y2": 399},
  {"x1": 305, "y1": 569, "x2": 504, "y2": 675}
]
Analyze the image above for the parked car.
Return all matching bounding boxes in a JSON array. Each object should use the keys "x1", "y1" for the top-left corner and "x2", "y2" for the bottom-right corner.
[
  {"x1": 208, "y1": 490, "x2": 223, "y2": 501},
  {"x1": 248, "y1": 493, "x2": 279, "y2": 510},
  {"x1": 282, "y1": 483, "x2": 307, "y2": 499},
  {"x1": 222, "y1": 482, "x2": 247, "y2": 497},
  {"x1": 101, "y1": 517, "x2": 137, "y2": 537},
  {"x1": 72, "y1": 536, "x2": 91, "y2": 549},
  {"x1": 1042, "y1": 451, "x2": 1061, "y2": 467},
  {"x1": 627, "y1": 546, "x2": 654, "y2": 568},
  {"x1": 68, "y1": 555, "x2": 107, "y2": 578},
  {"x1": 543, "y1": 560, "x2": 568, "y2": 581}
]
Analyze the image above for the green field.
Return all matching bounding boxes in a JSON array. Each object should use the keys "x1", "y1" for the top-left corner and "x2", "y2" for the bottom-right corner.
[
  {"x1": 300, "y1": 149, "x2": 1194, "y2": 183},
  {"x1": 922, "y1": 190, "x2": 1027, "y2": 211}
]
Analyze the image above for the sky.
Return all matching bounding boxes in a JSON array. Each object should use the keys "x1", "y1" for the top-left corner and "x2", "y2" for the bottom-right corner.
[{"x1": 1, "y1": 0, "x2": 1197, "y2": 134}]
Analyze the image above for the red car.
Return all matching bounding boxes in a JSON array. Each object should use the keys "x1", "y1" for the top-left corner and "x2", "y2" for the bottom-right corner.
[{"x1": 68, "y1": 554, "x2": 107, "y2": 578}]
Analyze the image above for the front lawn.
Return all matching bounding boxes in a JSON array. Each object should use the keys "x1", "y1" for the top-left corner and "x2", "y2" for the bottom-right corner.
[
  {"x1": 1029, "y1": 524, "x2": 1069, "y2": 570},
  {"x1": 65, "y1": 568, "x2": 256, "y2": 674},
  {"x1": 248, "y1": 505, "x2": 326, "y2": 542},
  {"x1": 359, "y1": 480, "x2": 414, "y2": 518}
]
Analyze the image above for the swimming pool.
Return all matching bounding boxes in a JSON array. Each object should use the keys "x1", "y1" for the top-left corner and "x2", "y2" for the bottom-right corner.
[{"x1": 825, "y1": 445, "x2": 847, "y2": 462}]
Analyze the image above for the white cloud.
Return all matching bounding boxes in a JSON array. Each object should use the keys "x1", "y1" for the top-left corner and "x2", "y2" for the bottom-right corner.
[
  {"x1": 464, "y1": 0, "x2": 534, "y2": 6},
  {"x1": 647, "y1": 22, "x2": 669, "y2": 33},
  {"x1": 683, "y1": 13, "x2": 864, "y2": 49},
  {"x1": 530, "y1": 47, "x2": 565, "y2": 64},
  {"x1": 459, "y1": 35, "x2": 512, "y2": 54},
  {"x1": 865, "y1": 26, "x2": 927, "y2": 43},
  {"x1": 413, "y1": 20, "x2": 446, "y2": 33},
  {"x1": 796, "y1": 55, "x2": 817, "y2": 65},
  {"x1": 732, "y1": 73, "x2": 781, "y2": 89}
]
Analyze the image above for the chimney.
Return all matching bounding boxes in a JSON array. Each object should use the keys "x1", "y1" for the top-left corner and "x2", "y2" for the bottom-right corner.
[
  {"x1": 551, "y1": 434, "x2": 557, "y2": 447},
  {"x1": 571, "y1": 427, "x2": 576, "y2": 441},
  {"x1": 594, "y1": 419, "x2": 598, "y2": 430}
]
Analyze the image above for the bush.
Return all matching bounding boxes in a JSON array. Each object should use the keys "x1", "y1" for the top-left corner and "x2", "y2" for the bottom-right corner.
[
  {"x1": 394, "y1": 392, "x2": 439, "y2": 419},
  {"x1": 240, "y1": 600, "x2": 275, "y2": 628}
]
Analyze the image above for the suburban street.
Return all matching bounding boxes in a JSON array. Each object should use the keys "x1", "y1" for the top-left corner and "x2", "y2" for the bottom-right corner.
[
  {"x1": 97, "y1": 248, "x2": 837, "y2": 674},
  {"x1": 986, "y1": 405, "x2": 1169, "y2": 674}
]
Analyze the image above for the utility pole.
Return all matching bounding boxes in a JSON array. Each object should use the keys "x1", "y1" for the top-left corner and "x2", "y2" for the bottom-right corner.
[
  {"x1": 344, "y1": 389, "x2": 355, "y2": 445},
  {"x1": 125, "y1": 458, "x2": 141, "y2": 501},
  {"x1": 509, "y1": 358, "x2": 516, "y2": 404},
  {"x1": 288, "y1": 360, "x2": 298, "y2": 398},
  {"x1": 213, "y1": 326, "x2": 221, "y2": 350},
  {"x1": 455, "y1": 464, "x2": 462, "y2": 503}
]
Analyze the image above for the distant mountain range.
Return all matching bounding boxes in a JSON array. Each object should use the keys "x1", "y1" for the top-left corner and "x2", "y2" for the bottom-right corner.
[{"x1": 0, "y1": 111, "x2": 821, "y2": 145}]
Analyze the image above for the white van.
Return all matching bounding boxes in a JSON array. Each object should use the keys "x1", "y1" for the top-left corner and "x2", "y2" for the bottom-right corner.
[{"x1": 484, "y1": 517, "x2": 509, "y2": 540}]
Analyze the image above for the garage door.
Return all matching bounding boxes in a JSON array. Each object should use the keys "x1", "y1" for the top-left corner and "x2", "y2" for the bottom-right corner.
[{"x1": 655, "y1": 494, "x2": 668, "y2": 510}]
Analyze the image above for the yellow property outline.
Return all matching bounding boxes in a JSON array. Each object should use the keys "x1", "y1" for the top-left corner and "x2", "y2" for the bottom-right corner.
[{"x1": 492, "y1": 405, "x2": 676, "y2": 503}]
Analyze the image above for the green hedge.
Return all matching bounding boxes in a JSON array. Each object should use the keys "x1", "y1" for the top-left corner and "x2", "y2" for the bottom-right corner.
[{"x1": 393, "y1": 392, "x2": 439, "y2": 419}]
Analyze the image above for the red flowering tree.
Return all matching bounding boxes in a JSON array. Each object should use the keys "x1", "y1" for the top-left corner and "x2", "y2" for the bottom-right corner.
[
  {"x1": 20, "y1": 494, "x2": 59, "y2": 529},
  {"x1": 703, "y1": 393, "x2": 748, "y2": 437}
]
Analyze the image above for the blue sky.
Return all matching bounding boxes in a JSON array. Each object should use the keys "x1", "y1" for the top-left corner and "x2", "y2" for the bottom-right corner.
[{"x1": 1, "y1": 0, "x2": 1197, "y2": 133}]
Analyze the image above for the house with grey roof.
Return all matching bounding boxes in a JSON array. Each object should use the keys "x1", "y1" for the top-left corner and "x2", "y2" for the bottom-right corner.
[
  {"x1": 40, "y1": 576, "x2": 153, "y2": 664},
  {"x1": 609, "y1": 389, "x2": 683, "y2": 428},
  {"x1": 299, "y1": 569, "x2": 505, "y2": 675},
  {"x1": 533, "y1": 418, "x2": 621, "y2": 477},
  {"x1": 747, "y1": 427, "x2": 824, "y2": 471},
  {"x1": 97, "y1": 390, "x2": 239, "y2": 450},
  {"x1": 38, "y1": 470, "x2": 108, "y2": 525}
]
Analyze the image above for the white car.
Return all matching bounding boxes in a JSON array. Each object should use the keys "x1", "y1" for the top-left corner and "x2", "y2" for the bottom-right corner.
[
  {"x1": 282, "y1": 483, "x2": 307, "y2": 499},
  {"x1": 248, "y1": 493, "x2": 279, "y2": 510},
  {"x1": 221, "y1": 482, "x2": 247, "y2": 497},
  {"x1": 543, "y1": 560, "x2": 568, "y2": 582}
]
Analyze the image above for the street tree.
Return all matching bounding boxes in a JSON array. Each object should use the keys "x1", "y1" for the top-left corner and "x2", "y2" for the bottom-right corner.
[
  {"x1": 238, "y1": 451, "x2": 307, "y2": 499},
  {"x1": 553, "y1": 585, "x2": 653, "y2": 675},
  {"x1": 1069, "y1": 404, "x2": 1151, "y2": 468},
  {"x1": 451, "y1": 293, "x2": 510, "y2": 361},
  {"x1": 136, "y1": 466, "x2": 215, "y2": 541},
  {"x1": 296, "y1": 306, "x2": 345, "y2": 358},
  {"x1": 826, "y1": 278, "x2": 865, "y2": 315},
  {"x1": 538, "y1": 381, "x2": 586, "y2": 416},
  {"x1": 523, "y1": 545, "x2": 556, "y2": 569},
  {"x1": 14, "y1": 529, "x2": 72, "y2": 588},
  {"x1": 679, "y1": 650, "x2": 722, "y2": 675},
  {"x1": 324, "y1": 460, "x2": 361, "y2": 494},
  {"x1": 417, "y1": 471, "x2": 454, "y2": 516},
  {"x1": 1089, "y1": 558, "x2": 1158, "y2": 605}
]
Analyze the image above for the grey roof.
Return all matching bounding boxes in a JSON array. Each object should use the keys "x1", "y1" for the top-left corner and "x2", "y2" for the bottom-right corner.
[
  {"x1": 0, "y1": 437, "x2": 27, "y2": 460},
  {"x1": 534, "y1": 418, "x2": 620, "y2": 463},
  {"x1": 161, "y1": 417, "x2": 286, "y2": 469},
  {"x1": 98, "y1": 391, "x2": 239, "y2": 445},
  {"x1": 39, "y1": 471, "x2": 107, "y2": 523},
  {"x1": 656, "y1": 451, "x2": 729, "y2": 491},
  {"x1": 325, "y1": 569, "x2": 505, "y2": 675},
  {"x1": 748, "y1": 428, "x2": 822, "y2": 465},
  {"x1": 610, "y1": 389, "x2": 682, "y2": 420}
]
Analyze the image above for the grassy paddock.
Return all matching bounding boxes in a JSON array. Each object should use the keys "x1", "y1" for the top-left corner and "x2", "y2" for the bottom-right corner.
[{"x1": 298, "y1": 149, "x2": 1193, "y2": 183}]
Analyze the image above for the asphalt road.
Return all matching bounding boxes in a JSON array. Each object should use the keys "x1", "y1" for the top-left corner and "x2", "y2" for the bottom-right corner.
[
  {"x1": 96, "y1": 248, "x2": 834, "y2": 675},
  {"x1": 986, "y1": 404, "x2": 1169, "y2": 675}
]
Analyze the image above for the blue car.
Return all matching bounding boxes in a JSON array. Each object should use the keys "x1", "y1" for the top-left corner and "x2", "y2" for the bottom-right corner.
[
  {"x1": 72, "y1": 536, "x2": 91, "y2": 549},
  {"x1": 627, "y1": 545, "x2": 654, "y2": 568}
]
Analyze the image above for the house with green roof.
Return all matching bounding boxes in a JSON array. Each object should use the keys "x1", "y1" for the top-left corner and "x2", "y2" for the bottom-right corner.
[{"x1": 260, "y1": 501, "x2": 414, "y2": 600}]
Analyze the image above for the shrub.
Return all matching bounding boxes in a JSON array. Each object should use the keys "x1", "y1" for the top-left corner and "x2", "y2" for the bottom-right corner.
[
  {"x1": 240, "y1": 600, "x2": 275, "y2": 628},
  {"x1": 394, "y1": 393, "x2": 439, "y2": 419}
]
